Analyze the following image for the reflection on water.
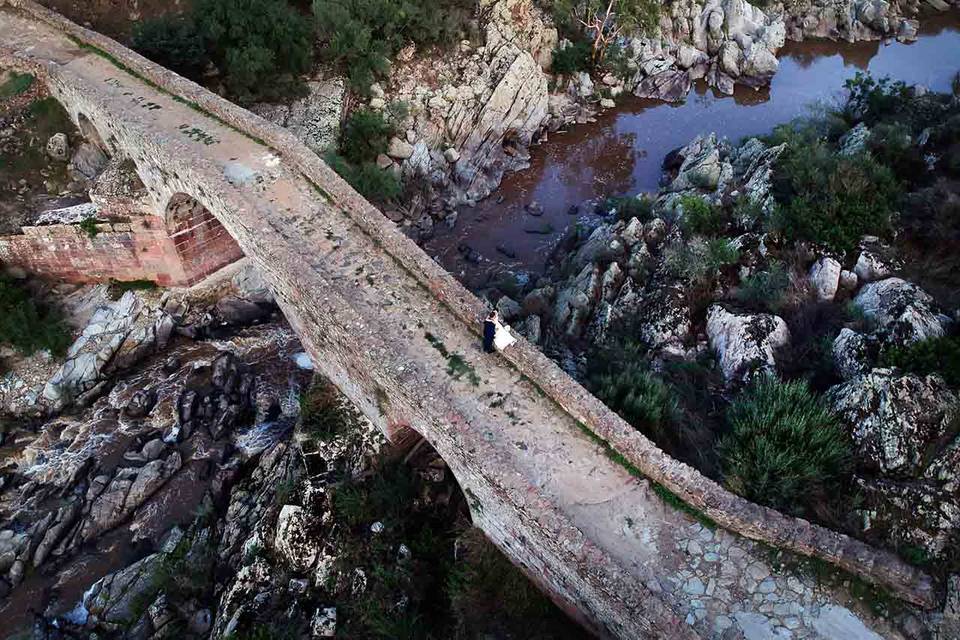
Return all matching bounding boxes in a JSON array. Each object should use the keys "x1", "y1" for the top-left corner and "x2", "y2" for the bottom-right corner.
[{"x1": 426, "y1": 12, "x2": 960, "y2": 281}]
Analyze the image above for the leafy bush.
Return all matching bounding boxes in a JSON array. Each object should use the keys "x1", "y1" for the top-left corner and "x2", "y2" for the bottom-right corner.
[
  {"x1": 0, "y1": 72, "x2": 34, "y2": 98},
  {"x1": 132, "y1": 15, "x2": 207, "y2": 77},
  {"x1": 602, "y1": 194, "x2": 653, "y2": 222},
  {"x1": 545, "y1": 0, "x2": 660, "y2": 60},
  {"x1": 300, "y1": 378, "x2": 359, "y2": 441},
  {"x1": 326, "y1": 153, "x2": 402, "y2": 203},
  {"x1": 314, "y1": 0, "x2": 473, "y2": 92},
  {"x1": 551, "y1": 40, "x2": 592, "y2": 76},
  {"x1": 340, "y1": 109, "x2": 395, "y2": 164},
  {"x1": 844, "y1": 72, "x2": 911, "y2": 127},
  {"x1": 719, "y1": 376, "x2": 851, "y2": 513},
  {"x1": 769, "y1": 131, "x2": 900, "y2": 255},
  {"x1": 664, "y1": 237, "x2": 739, "y2": 285},
  {"x1": 0, "y1": 276, "x2": 71, "y2": 356},
  {"x1": 880, "y1": 336, "x2": 960, "y2": 387},
  {"x1": 591, "y1": 360, "x2": 678, "y2": 443},
  {"x1": 678, "y1": 194, "x2": 722, "y2": 236},
  {"x1": 195, "y1": 0, "x2": 313, "y2": 103},
  {"x1": 735, "y1": 262, "x2": 790, "y2": 312},
  {"x1": 132, "y1": 0, "x2": 313, "y2": 103}
]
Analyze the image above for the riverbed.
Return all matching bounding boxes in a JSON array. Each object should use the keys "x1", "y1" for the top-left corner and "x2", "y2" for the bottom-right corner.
[{"x1": 425, "y1": 12, "x2": 960, "y2": 284}]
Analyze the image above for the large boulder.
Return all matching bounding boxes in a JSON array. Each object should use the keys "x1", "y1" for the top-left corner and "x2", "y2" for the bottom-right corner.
[
  {"x1": 829, "y1": 369, "x2": 958, "y2": 477},
  {"x1": 853, "y1": 278, "x2": 945, "y2": 345},
  {"x1": 831, "y1": 328, "x2": 876, "y2": 380},
  {"x1": 706, "y1": 305, "x2": 790, "y2": 384},
  {"x1": 809, "y1": 257, "x2": 841, "y2": 302},
  {"x1": 251, "y1": 77, "x2": 345, "y2": 155}
]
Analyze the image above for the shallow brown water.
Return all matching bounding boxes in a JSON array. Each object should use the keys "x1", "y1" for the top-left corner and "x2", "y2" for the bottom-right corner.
[{"x1": 425, "y1": 12, "x2": 960, "y2": 282}]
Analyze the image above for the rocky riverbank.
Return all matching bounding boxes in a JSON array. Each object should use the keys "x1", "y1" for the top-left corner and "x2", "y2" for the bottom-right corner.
[
  {"x1": 471, "y1": 73, "x2": 960, "y2": 607},
  {"x1": 253, "y1": 0, "x2": 959, "y2": 241}
]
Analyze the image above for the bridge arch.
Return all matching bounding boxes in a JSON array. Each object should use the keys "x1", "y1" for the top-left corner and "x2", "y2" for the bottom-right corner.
[
  {"x1": 75, "y1": 111, "x2": 113, "y2": 154},
  {"x1": 164, "y1": 192, "x2": 244, "y2": 284}
]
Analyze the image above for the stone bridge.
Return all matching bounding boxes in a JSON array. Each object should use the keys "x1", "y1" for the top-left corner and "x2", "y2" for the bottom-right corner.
[{"x1": 0, "y1": 3, "x2": 943, "y2": 638}]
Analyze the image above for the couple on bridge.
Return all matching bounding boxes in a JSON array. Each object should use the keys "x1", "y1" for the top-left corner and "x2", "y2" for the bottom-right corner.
[{"x1": 482, "y1": 310, "x2": 517, "y2": 353}]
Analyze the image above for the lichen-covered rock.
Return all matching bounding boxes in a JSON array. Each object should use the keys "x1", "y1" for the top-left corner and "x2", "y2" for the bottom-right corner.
[
  {"x1": 706, "y1": 305, "x2": 790, "y2": 384},
  {"x1": 829, "y1": 369, "x2": 958, "y2": 477},
  {"x1": 831, "y1": 328, "x2": 876, "y2": 379},
  {"x1": 251, "y1": 77, "x2": 345, "y2": 155},
  {"x1": 853, "y1": 278, "x2": 945, "y2": 345},
  {"x1": 809, "y1": 257, "x2": 842, "y2": 302},
  {"x1": 275, "y1": 504, "x2": 320, "y2": 572},
  {"x1": 853, "y1": 247, "x2": 893, "y2": 283},
  {"x1": 857, "y1": 476, "x2": 960, "y2": 558}
]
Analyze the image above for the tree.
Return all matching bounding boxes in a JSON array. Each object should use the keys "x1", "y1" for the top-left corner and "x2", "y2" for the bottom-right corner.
[
  {"x1": 551, "y1": 0, "x2": 660, "y2": 64},
  {"x1": 132, "y1": 15, "x2": 207, "y2": 78},
  {"x1": 194, "y1": 0, "x2": 314, "y2": 103}
]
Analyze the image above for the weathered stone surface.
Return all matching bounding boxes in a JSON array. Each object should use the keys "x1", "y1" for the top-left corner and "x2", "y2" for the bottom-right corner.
[
  {"x1": 251, "y1": 77, "x2": 345, "y2": 155},
  {"x1": 275, "y1": 505, "x2": 319, "y2": 572},
  {"x1": 853, "y1": 278, "x2": 945, "y2": 345},
  {"x1": 829, "y1": 369, "x2": 958, "y2": 476},
  {"x1": 706, "y1": 305, "x2": 790, "y2": 384},
  {"x1": 46, "y1": 131, "x2": 68, "y2": 160},
  {"x1": 832, "y1": 328, "x2": 876, "y2": 380},
  {"x1": 809, "y1": 256, "x2": 841, "y2": 302},
  {"x1": 3, "y1": 7, "x2": 936, "y2": 634}
]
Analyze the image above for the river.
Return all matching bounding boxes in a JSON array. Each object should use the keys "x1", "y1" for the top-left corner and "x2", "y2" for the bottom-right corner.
[{"x1": 425, "y1": 12, "x2": 960, "y2": 286}]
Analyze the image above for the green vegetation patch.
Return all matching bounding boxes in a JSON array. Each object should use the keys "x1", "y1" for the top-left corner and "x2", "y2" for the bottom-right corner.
[
  {"x1": 880, "y1": 335, "x2": 960, "y2": 387},
  {"x1": 133, "y1": 0, "x2": 313, "y2": 104},
  {"x1": 299, "y1": 377, "x2": 361, "y2": 442},
  {"x1": 107, "y1": 278, "x2": 158, "y2": 300},
  {"x1": 719, "y1": 376, "x2": 852, "y2": 515},
  {"x1": 0, "y1": 72, "x2": 35, "y2": 99},
  {"x1": 425, "y1": 332, "x2": 480, "y2": 386},
  {"x1": 735, "y1": 261, "x2": 791, "y2": 313},
  {"x1": 313, "y1": 0, "x2": 474, "y2": 93},
  {"x1": 0, "y1": 275, "x2": 71, "y2": 357}
]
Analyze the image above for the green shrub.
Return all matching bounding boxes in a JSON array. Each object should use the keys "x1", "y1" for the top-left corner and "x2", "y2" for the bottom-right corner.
[
  {"x1": 769, "y1": 133, "x2": 900, "y2": 255},
  {"x1": 78, "y1": 217, "x2": 99, "y2": 239},
  {"x1": 314, "y1": 0, "x2": 473, "y2": 92},
  {"x1": 340, "y1": 109, "x2": 395, "y2": 164},
  {"x1": 678, "y1": 194, "x2": 722, "y2": 236},
  {"x1": 664, "y1": 237, "x2": 740, "y2": 285},
  {"x1": 195, "y1": 0, "x2": 313, "y2": 103},
  {"x1": 719, "y1": 376, "x2": 851, "y2": 513},
  {"x1": 326, "y1": 153, "x2": 402, "y2": 203},
  {"x1": 735, "y1": 262, "x2": 791, "y2": 312},
  {"x1": 844, "y1": 72, "x2": 911, "y2": 127},
  {"x1": 591, "y1": 360, "x2": 678, "y2": 442},
  {"x1": 300, "y1": 379, "x2": 358, "y2": 441},
  {"x1": 132, "y1": 15, "x2": 208, "y2": 77},
  {"x1": 880, "y1": 336, "x2": 960, "y2": 387},
  {"x1": 0, "y1": 276, "x2": 71, "y2": 356},
  {"x1": 602, "y1": 194, "x2": 653, "y2": 222},
  {"x1": 551, "y1": 40, "x2": 592, "y2": 76},
  {"x1": 0, "y1": 72, "x2": 34, "y2": 98}
]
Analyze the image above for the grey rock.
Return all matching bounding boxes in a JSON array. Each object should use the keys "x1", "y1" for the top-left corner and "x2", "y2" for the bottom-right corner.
[
  {"x1": 853, "y1": 278, "x2": 945, "y2": 345},
  {"x1": 830, "y1": 369, "x2": 958, "y2": 476},
  {"x1": 706, "y1": 305, "x2": 790, "y2": 384}
]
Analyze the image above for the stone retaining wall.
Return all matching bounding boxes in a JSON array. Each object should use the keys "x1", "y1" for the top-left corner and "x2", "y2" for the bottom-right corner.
[
  {"x1": 0, "y1": 0, "x2": 936, "y2": 609},
  {"x1": 0, "y1": 216, "x2": 187, "y2": 285},
  {"x1": 0, "y1": 211, "x2": 242, "y2": 286}
]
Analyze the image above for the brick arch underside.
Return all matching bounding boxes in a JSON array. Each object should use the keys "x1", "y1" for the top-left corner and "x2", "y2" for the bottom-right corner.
[{"x1": 164, "y1": 193, "x2": 244, "y2": 285}]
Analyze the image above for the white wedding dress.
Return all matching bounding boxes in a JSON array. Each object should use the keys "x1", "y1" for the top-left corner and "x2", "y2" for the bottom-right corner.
[{"x1": 493, "y1": 320, "x2": 517, "y2": 351}]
